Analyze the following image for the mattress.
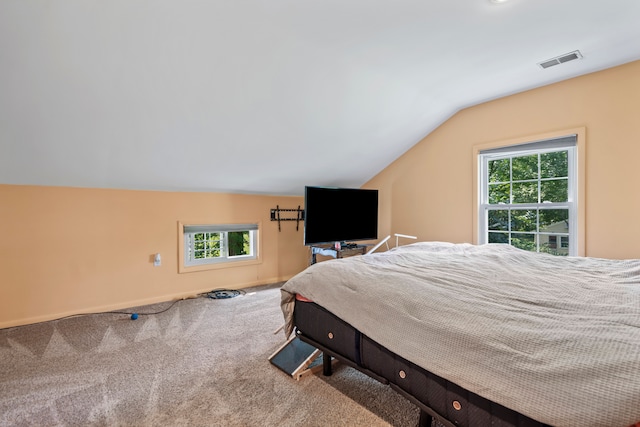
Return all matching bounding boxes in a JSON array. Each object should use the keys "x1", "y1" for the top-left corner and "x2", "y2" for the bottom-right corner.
[
  {"x1": 281, "y1": 242, "x2": 640, "y2": 427},
  {"x1": 294, "y1": 298, "x2": 550, "y2": 427}
]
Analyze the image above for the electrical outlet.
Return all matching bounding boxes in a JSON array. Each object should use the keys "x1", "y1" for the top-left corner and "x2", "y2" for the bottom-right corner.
[{"x1": 154, "y1": 253, "x2": 161, "y2": 266}]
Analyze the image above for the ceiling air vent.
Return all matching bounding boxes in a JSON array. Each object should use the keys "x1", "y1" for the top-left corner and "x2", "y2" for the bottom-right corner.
[{"x1": 538, "y1": 50, "x2": 583, "y2": 69}]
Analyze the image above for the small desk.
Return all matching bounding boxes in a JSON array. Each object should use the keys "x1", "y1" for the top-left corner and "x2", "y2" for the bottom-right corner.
[{"x1": 310, "y1": 245, "x2": 367, "y2": 264}]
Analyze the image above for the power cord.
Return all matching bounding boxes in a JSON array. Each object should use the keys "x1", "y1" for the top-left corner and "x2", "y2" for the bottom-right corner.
[
  {"x1": 2, "y1": 289, "x2": 247, "y2": 330},
  {"x1": 202, "y1": 289, "x2": 246, "y2": 299},
  {"x1": 105, "y1": 299, "x2": 184, "y2": 319},
  {"x1": 49, "y1": 298, "x2": 192, "y2": 322}
]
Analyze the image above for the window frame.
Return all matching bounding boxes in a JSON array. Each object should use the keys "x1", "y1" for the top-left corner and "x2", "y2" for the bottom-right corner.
[
  {"x1": 178, "y1": 222, "x2": 261, "y2": 273},
  {"x1": 472, "y1": 128, "x2": 586, "y2": 257},
  {"x1": 479, "y1": 143, "x2": 576, "y2": 255}
]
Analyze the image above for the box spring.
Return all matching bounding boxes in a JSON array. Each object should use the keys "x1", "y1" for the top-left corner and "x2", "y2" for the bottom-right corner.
[{"x1": 294, "y1": 299, "x2": 550, "y2": 427}]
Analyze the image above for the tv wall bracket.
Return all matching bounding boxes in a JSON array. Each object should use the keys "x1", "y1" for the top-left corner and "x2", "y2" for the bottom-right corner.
[{"x1": 270, "y1": 205, "x2": 304, "y2": 231}]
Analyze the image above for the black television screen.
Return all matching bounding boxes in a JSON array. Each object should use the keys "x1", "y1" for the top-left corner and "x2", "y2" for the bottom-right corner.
[{"x1": 304, "y1": 186, "x2": 378, "y2": 246}]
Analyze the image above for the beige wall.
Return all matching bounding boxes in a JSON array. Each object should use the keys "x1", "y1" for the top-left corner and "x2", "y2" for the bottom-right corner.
[
  {"x1": 0, "y1": 185, "x2": 307, "y2": 328},
  {"x1": 4, "y1": 60, "x2": 640, "y2": 327},
  {"x1": 366, "y1": 59, "x2": 640, "y2": 260}
]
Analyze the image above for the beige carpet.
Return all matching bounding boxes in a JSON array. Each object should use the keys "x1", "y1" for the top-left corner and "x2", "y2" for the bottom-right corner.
[{"x1": 0, "y1": 283, "x2": 420, "y2": 426}]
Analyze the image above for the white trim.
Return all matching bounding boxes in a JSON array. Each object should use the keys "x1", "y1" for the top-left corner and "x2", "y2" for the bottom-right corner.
[
  {"x1": 183, "y1": 224, "x2": 258, "y2": 268},
  {"x1": 478, "y1": 138, "x2": 578, "y2": 256}
]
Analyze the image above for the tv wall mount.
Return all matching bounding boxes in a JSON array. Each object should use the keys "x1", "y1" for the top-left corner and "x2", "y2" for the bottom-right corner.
[{"x1": 270, "y1": 205, "x2": 305, "y2": 231}]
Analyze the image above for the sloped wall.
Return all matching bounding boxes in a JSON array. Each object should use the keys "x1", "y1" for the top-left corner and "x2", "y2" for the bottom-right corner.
[{"x1": 366, "y1": 59, "x2": 640, "y2": 260}]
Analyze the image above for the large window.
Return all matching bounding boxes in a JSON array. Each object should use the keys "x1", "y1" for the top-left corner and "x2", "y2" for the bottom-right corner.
[
  {"x1": 183, "y1": 224, "x2": 258, "y2": 267},
  {"x1": 478, "y1": 135, "x2": 577, "y2": 256}
]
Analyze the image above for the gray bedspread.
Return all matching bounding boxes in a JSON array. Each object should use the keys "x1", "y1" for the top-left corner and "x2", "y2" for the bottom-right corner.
[{"x1": 280, "y1": 242, "x2": 640, "y2": 427}]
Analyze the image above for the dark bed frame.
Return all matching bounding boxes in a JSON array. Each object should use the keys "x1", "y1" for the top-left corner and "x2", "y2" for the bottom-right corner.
[{"x1": 294, "y1": 298, "x2": 551, "y2": 427}]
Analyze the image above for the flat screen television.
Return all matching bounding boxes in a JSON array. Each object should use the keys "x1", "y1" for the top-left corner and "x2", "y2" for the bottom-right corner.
[{"x1": 303, "y1": 186, "x2": 378, "y2": 246}]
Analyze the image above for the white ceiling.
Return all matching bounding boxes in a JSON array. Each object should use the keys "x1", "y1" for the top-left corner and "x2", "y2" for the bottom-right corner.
[{"x1": 1, "y1": 0, "x2": 640, "y2": 196}]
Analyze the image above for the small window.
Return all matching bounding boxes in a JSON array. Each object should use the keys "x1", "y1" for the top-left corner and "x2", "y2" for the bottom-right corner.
[{"x1": 183, "y1": 224, "x2": 258, "y2": 267}]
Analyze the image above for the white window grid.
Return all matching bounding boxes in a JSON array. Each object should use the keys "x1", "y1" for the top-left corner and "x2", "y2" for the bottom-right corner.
[
  {"x1": 184, "y1": 227, "x2": 257, "y2": 267},
  {"x1": 479, "y1": 145, "x2": 577, "y2": 256}
]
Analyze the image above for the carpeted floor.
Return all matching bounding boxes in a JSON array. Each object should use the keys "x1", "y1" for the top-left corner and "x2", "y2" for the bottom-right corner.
[{"x1": 0, "y1": 283, "x2": 420, "y2": 426}]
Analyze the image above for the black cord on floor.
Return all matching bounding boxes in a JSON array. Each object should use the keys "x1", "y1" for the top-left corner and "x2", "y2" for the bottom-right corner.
[
  {"x1": 104, "y1": 299, "x2": 183, "y2": 317},
  {"x1": 201, "y1": 288, "x2": 246, "y2": 299},
  {"x1": 48, "y1": 298, "x2": 190, "y2": 323},
  {"x1": 2, "y1": 289, "x2": 247, "y2": 331}
]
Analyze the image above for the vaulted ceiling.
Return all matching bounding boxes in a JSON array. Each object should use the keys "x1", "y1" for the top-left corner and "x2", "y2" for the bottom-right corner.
[{"x1": 1, "y1": 0, "x2": 639, "y2": 196}]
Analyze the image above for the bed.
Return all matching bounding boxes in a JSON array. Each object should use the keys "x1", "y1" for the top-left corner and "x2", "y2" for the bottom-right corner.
[{"x1": 280, "y1": 242, "x2": 640, "y2": 427}]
